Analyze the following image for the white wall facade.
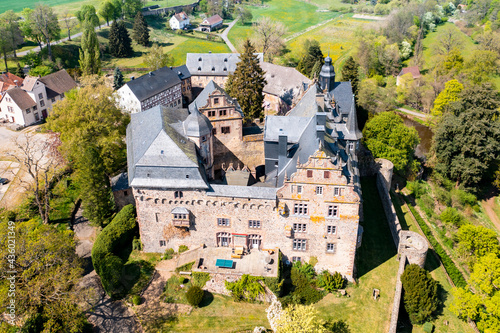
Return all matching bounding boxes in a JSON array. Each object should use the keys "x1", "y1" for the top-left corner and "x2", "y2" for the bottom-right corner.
[
  {"x1": 169, "y1": 16, "x2": 189, "y2": 30},
  {"x1": 117, "y1": 85, "x2": 142, "y2": 113}
]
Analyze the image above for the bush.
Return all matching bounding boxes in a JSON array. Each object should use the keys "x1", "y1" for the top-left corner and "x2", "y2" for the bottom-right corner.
[
  {"x1": 439, "y1": 207, "x2": 464, "y2": 227},
  {"x1": 175, "y1": 261, "x2": 194, "y2": 273},
  {"x1": 132, "y1": 237, "x2": 143, "y2": 251},
  {"x1": 308, "y1": 256, "x2": 318, "y2": 267},
  {"x1": 132, "y1": 295, "x2": 141, "y2": 305},
  {"x1": 451, "y1": 188, "x2": 477, "y2": 208},
  {"x1": 163, "y1": 248, "x2": 175, "y2": 260},
  {"x1": 192, "y1": 272, "x2": 211, "y2": 288},
  {"x1": 423, "y1": 322, "x2": 434, "y2": 333},
  {"x1": 317, "y1": 271, "x2": 345, "y2": 292},
  {"x1": 178, "y1": 245, "x2": 189, "y2": 253},
  {"x1": 291, "y1": 266, "x2": 325, "y2": 304},
  {"x1": 186, "y1": 285, "x2": 204, "y2": 307},
  {"x1": 293, "y1": 261, "x2": 316, "y2": 281},
  {"x1": 179, "y1": 276, "x2": 187, "y2": 284},
  {"x1": 407, "y1": 180, "x2": 427, "y2": 198},
  {"x1": 401, "y1": 264, "x2": 440, "y2": 324},
  {"x1": 91, "y1": 205, "x2": 137, "y2": 298},
  {"x1": 434, "y1": 186, "x2": 451, "y2": 206},
  {"x1": 225, "y1": 274, "x2": 264, "y2": 302}
]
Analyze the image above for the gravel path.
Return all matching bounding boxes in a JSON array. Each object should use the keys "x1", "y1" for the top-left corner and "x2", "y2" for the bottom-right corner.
[
  {"x1": 219, "y1": 18, "x2": 239, "y2": 53},
  {"x1": 397, "y1": 107, "x2": 430, "y2": 120}
]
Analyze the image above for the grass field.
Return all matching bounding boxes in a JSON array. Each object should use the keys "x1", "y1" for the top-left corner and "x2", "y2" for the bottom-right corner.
[
  {"x1": 284, "y1": 15, "x2": 377, "y2": 75},
  {"x1": 227, "y1": 0, "x2": 338, "y2": 52},
  {"x1": 391, "y1": 193, "x2": 474, "y2": 333}
]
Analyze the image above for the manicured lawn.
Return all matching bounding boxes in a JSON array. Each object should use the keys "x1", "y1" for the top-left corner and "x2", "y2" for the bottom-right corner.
[
  {"x1": 228, "y1": 0, "x2": 337, "y2": 52},
  {"x1": 169, "y1": 38, "x2": 230, "y2": 66},
  {"x1": 306, "y1": 0, "x2": 350, "y2": 9},
  {"x1": 391, "y1": 192, "x2": 474, "y2": 333},
  {"x1": 284, "y1": 15, "x2": 374, "y2": 74}
]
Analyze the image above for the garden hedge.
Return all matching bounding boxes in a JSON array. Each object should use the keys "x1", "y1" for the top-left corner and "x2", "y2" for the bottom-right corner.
[
  {"x1": 404, "y1": 198, "x2": 467, "y2": 288},
  {"x1": 91, "y1": 204, "x2": 138, "y2": 298}
]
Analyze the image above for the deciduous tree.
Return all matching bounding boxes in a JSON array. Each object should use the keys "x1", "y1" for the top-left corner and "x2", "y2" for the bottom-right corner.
[
  {"x1": 20, "y1": 8, "x2": 43, "y2": 50},
  {"x1": 99, "y1": 0, "x2": 116, "y2": 26},
  {"x1": 274, "y1": 304, "x2": 327, "y2": 333},
  {"x1": 32, "y1": 4, "x2": 60, "y2": 61},
  {"x1": 252, "y1": 16, "x2": 287, "y2": 61},
  {"x1": 61, "y1": 9, "x2": 77, "y2": 40},
  {"x1": 0, "y1": 220, "x2": 89, "y2": 332},
  {"x1": 76, "y1": 4, "x2": 100, "y2": 28},
  {"x1": 457, "y1": 224, "x2": 500, "y2": 262},
  {"x1": 226, "y1": 39, "x2": 266, "y2": 122},
  {"x1": 79, "y1": 20, "x2": 101, "y2": 75},
  {"x1": 144, "y1": 43, "x2": 172, "y2": 70},
  {"x1": 123, "y1": 0, "x2": 142, "y2": 19},
  {"x1": 362, "y1": 111, "x2": 420, "y2": 173},
  {"x1": 132, "y1": 11, "x2": 149, "y2": 46},
  {"x1": 432, "y1": 25, "x2": 465, "y2": 56},
  {"x1": 0, "y1": 10, "x2": 23, "y2": 59},
  {"x1": 431, "y1": 79, "x2": 463, "y2": 118}
]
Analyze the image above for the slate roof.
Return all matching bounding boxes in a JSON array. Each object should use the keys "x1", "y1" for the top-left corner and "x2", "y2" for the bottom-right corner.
[
  {"x1": 111, "y1": 172, "x2": 130, "y2": 191},
  {"x1": 398, "y1": 66, "x2": 421, "y2": 79},
  {"x1": 264, "y1": 116, "x2": 311, "y2": 143},
  {"x1": 331, "y1": 81, "x2": 354, "y2": 115},
  {"x1": 188, "y1": 80, "x2": 243, "y2": 116},
  {"x1": 201, "y1": 14, "x2": 223, "y2": 26},
  {"x1": 207, "y1": 184, "x2": 276, "y2": 200},
  {"x1": 288, "y1": 84, "x2": 319, "y2": 117},
  {"x1": 125, "y1": 67, "x2": 182, "y2": 102},
  {"x1": 5, "y1": 87, "x2": 36, "y2": 110},
  {"x1": 186, "y1": 53, "x2": 263, "y2": 76},
  {"x1": 127, "y1": 105, "x2": 208, "y2": 189},
  {"x1": 174, "y1": 65, "x2": 191, "y2": 80},
  {"x1": 183, "y1": 104, "x2": 213, "y2": 137},
  {"x1": 261, "y1": 62, "x2": 311, "y2": 105},
  {"x1": 39, "y1": 69, "x2": 77, "y2": 99}
]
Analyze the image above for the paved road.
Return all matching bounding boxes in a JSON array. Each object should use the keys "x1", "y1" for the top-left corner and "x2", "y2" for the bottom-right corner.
[
  {"x1": 17, "y1": 22, "x2": 112, "y2": 57},
  {"x1": 219, "y1": 18, "x2": 239, "y2": 53},
  {"x1": 397, "y1": 107, "x2": 430, "y2": 120}
]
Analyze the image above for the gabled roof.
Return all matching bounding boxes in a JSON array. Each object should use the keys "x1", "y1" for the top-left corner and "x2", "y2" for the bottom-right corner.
[
  {"x1": 261, "y1": 62, "x2": 311, "y2": 104},
  {"x1": 174, "y1": 64, "x2": 191, "y2": 80},
  {"x1": 4, "y1": 87, "x2": 36, "y2": 110},
  {"x1": 287, "y1": 84, "x2": 319, "y2": 117},
  {"x1": 0, "y1": 72, "x2": 23, "y2": 92},
  {"x1": 188, "y1": 80, "x2": 243, "y2": 116},
  {"x1": 398, "y1": 66, "x2": 421, "y2": 78},
  {"x1": 173, "y1": 11, "x2": 189, "y2": 22},
  {"x1": 20, "y1": 76, "x2": 38, "y2": 92},
  {"x1": 39, "y1": 69, "x2": 77, "y2": 99},
  {"x1": 124, "y1": 67, "x2": 182, "y2": 102},
  {"x1": 201, "y1": 14, "x2": 223, "y2": 26},
  {"x1": 331, "y1": 81, "x2": 354, "y2": 115},
  {"x1": 127, "y1": 105, "x2": 208, "y2": 189},
  {"x1": 185, "y1": 52, "x2": 263, "y2": 76}
]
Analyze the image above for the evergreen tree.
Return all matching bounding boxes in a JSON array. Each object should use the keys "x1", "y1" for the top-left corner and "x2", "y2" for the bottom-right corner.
[
  {"x1": 113, "y1": 67, "x2": 124, "y2": 90},
  {"x1": 310, "y1": 59, "x2": 322, "y2": 79},
  {"x1": 226, "y1": 39, "x2": 266, "y2": 122},
  {"x1": 79, "y1": 20, "x2": 101, "y2": 75},
  {"x1": 401, "y1": 264, "x2": 440, "y2": 324},
  {"x1": 132, "y1": 11, "x2": 149, "y2": 47},
  {"x1": 109, "y1": 21, "x2": 133, "y2": 58},
  {"x1": 341, "y1": 56, "x2": 359, "y2": 96},
  {"x1": 15, "y1": 62, "x2": 25, "y2": 78},
  {"x1": 74, "y1": 144, "x2": 115, "y2": 227},
  {"x1": 297, "y1": 42, "x2": 324, "y2": 79}
]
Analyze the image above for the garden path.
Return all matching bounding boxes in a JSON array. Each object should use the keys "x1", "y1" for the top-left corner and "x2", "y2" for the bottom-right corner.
[
  {"x1": 482, "y1": 196, "x2": 500, "y2": 233},
  {"x1": 397, "y1": 107, "x2": 430, "y2": 120},
  {"x1": 219, "y1": 18, "x2": 239, "y2": 53},
  {"x1": 284, "y1": 17, "x2": 338, "y2": 42}
]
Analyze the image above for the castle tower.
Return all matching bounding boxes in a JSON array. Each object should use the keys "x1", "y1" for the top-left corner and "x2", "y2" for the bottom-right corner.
[
  {"x1": 183, "y1": 103, "x2": 214, "y2": 179},
  {"x1": 319, "y1": 55, "x2": 335, "y2": 93}
]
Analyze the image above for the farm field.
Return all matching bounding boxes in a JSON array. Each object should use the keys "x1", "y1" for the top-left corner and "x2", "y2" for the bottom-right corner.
[
  {"x1": 227, "y1": 0, "x2": 338, "y2": 52},
  {"x1": 284, "y1": 15, "x2": 378, "y2": 73}
]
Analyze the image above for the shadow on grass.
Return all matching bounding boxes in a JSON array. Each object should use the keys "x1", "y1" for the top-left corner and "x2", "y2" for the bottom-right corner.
[
  {"x1": 397, "y1": 288, "x2": 413, "y2": 333},
  {"x1": 199, "y1": 290, "x2": 214, "y2": 308},
  {"x1": 424, "y1": 249, "x2": 441, "y2": 273},
  {"x1": 356, "y1": 177, "x2": 398, "y2": 278},
  {"x1": 391, "y1": 191, "x2": 411, "y2": 231}
]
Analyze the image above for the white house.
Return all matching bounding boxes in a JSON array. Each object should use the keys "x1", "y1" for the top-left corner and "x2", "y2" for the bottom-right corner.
[
  {"x1": 0, "y1": 69, "x2": 77, "y2": 127},
  {"x1": 169, "y1": 11, "x2": 190, "y2": 30}
]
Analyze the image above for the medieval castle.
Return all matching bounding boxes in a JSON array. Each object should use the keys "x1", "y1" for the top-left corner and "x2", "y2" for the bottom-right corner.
[{"x1": 124, "y1": 54, "x2": 364, "y2": 281}]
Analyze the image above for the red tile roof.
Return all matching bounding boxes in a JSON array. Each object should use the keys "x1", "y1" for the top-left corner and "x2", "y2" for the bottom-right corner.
[
  {"x1": 0, "y1": 72, "x2": 23, "y2": 92},
  {"x1": 398, "y1": 66, "x2": 421, "y2": 79},
  {"x1": 201, "y1": 14, "x2": 223, "y2": 26},
  {"x1": 173, "y1": 11, "x2": 189, "y2": 22}
]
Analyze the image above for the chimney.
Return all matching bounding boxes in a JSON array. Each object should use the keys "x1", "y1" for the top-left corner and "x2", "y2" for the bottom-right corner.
[{"x1": 278, "y1": 134, "x2": 287, "y2": 160}]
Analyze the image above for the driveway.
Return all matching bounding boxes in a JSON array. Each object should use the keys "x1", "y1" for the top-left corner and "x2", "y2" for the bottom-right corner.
[{"x1": 219, "y1": 19, "x2": 239, "y2": 53}]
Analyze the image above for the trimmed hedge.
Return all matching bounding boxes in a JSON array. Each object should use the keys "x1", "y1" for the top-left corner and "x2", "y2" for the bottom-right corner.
[
  {"x1": 404, "y1": 198, "x2": 467, "y2": 288},
  {"x1": 186, "y1": 285, "x2": 204, "y2": 307},
  {"x1": 91, "y1": 205, "x2": 138, "y2": 298}
]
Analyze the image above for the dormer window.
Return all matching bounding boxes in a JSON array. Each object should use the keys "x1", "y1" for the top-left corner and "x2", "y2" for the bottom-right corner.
[
  {"x1": 214, "y1": 98, "x2": 219, "y2": 104},
  {"x1": 224, "y1": 58, "x2": 227, "y2": 62},
  {"x1": 211, "y1": 67, "x2": 215, "y2": 71},
  {"x1": 198, "y1": 67, "x2": 201, "y2": 71},
  {"x1": 223, "y1": 67, "x2": 227, "y2": 71},
  {"x1": 198, "y1": 57, "x2": 202, "y2": 61},
  {"x1": 171, "y1": 207, "x2": 190, "y2": 227}
]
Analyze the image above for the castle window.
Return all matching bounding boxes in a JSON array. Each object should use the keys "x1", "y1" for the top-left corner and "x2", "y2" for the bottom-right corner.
[
  {"x1": 293, "y1": 203, "x2": 308, "y2": 216},
  {"x1": 201, "y1": 135, "x2": 207, "y2": 142},
  {"x1": 297, "y1": 185, "x2": 302, "y2": 194},
  {"x1": 328, "y1": 205, "x2": 339, "y2": 218},
  {"x1": 292, "y1": 256, "x2": 302, "y2": 262},
  {"x1": 208, "y1": 110, "x2": 216, "y2": 117},
  {"x1": 217, "y1": 232, "x2": 231, "y2": 247},
  {"x1": 217, "y1": 218, "x2": 230, "y2": 227},
  {"x1": 38, "y1": 93, "x2": 43, "y2": 99},
  {"x1": 124, "y1": 190, "x2": 128, "y2": 196},
  {"x1": 326, "y1": 243, "x2": 336, "y2": 253},
  {"x1": 327, "y1": 225, "x2": 337, "y2": 234},
  {"x1": 224, "y1": 58, "x2": 228, "y2": 62},
  {"x1": 334, "y1": 187, "x2": 340, "y2": 196},
  {"x1": 26, "y1": 108, "x2": 31, "y2": 114},
  {"x1": 219, "y1": 109, "x2": 226, "y2": 116},
  {"x1": 198, "y1": 67, "x2": 201, "y2": 71},
  {"x1": 221, "y1": 126, "x2": 230, "y2": 134},
  {"x1": 212, "y1": 128, "x2": 217, "y2": 135},
  {"x1": 307, "y1": 170, "x2": 313, "y2": 178},
  {"x1": 316, "y1": 186, "x2": 323, "y2": 195},
  {"x1": 174, "y1": 191, "x2": 183, "y2": 198},
  {"x1": 198, "y1": 57, "x2": 202, "y2": 61},
  {"x1": 293, "y1": 239, "x2": 307, "y2": 251},
  {"x1": 156, "y1": 213, "x2": 160, "y2": 222},
  {"x1": 248, "y1": 220, "x2": 261, "y2": 229},
  {"x1": 159, "y1": 240, "x2": 166, "y2": 247},
  {"x1": 324, "y1": 171, "x2": 330, "y2": 178},
  {"x1": 186, "y1": 175, "x2": 189, "y2": 178},
  {"x1": 293, "y1": 223, "x2": 307, "y2": 233},
  {"x1": 214, "y1": 97, "x2": 219, "y2": 104},
  {"x1": 173, "y1": 213, "x2": 187, "y2": 220},
  {"x1": 40, "y1": 100, "x2": 45, "y2": 107}
]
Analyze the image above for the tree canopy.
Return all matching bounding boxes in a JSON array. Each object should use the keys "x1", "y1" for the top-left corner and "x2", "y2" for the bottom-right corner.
[
  {"x1": 99, "y1": 0, "x2": 116, "y2": 26},
  {"x1": 79, "y1": 20, "x2": 101, "y2": 75},
  {"x1": 144, "y1": 43, "x2": 173, "y2": 70},
  {"x1": 297, "y1": 40, "x2": 324, "y2": 79},
  {"x1": 109, "y1": 21, "x2": 133, "y2": 58},
  {"x1": 275, "y1": 304, "x2": 326, "y2": 333},
  {"x1": 0, "y1": 220, "x2": 88, "y2": 332},
  {"x1": 226, "y1": 39, "x2": 267, "y2": 122},
  {"x1": 132, "y1": 11, "x2": 149, "y2": 47},
  {"x1": 113, "y1": 67, "x2": 124, "y2": 90},
  {"x1": 432, "y1": 83, "x2": 500, "y2": 187},
  {"x1": 401, "y1": 264, "x2": 440, "y2": 324},
  {"x1": 341, "y1": 56, "x2": 359, "y2": 96},
  {"x1": 431, "y1": 79, "x2": 463, "y2": 118},
  {"x1": 457, "y1": 224, "x2": 500, "y2": 263},
  {"x1": 362, "y1": 112, "x2": 420, "y2": 173}
]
